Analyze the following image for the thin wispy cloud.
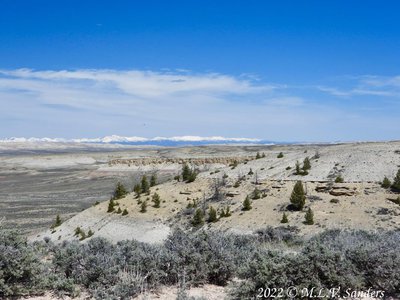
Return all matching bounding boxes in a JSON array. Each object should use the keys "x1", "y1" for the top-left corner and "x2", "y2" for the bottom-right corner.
[{"x1": 0, "y1": 69, "x2": 399, "y2": 141}]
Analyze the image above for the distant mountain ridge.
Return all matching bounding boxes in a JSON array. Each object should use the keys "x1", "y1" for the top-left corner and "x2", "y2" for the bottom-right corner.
[{"x1": 0, "y1": 135, "x2": 276, "y2": 146}]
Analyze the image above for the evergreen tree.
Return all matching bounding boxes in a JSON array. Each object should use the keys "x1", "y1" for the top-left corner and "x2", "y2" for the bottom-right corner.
[
  {"x1": 303, "y1": 157, "x2": 311, "y2": 171},
  {"x1": 252, "y1": 188, "x2": 261, "y2": 199},
  {"x1": 74, "y1": 227, "x2": 82, "y2": 236},
  {"x1": 192, "y1": 208, "x2": 204, "y2": 227},
  {"x1": 122, "y1": 208, "x2": 129, "y2": 216},
  {"x1": 277, "y1": 152, "x2": 284, "y2": 158},
  {"x1": 304, "y1": 207, "x2": 314, "y2": 225},
  {"x1": 281, "y1": 212, "x2": 289, "y2": 224},
  {"x1": 208, "y1": 206, "x2": 218, "y2": 223},
  {"x1": 335, "y1": 175, "x2": 344, "y2": 183},
  {"x1": 182, "y1": 163, "x2": 191, "y2": 181},
  {"x1": 290, "y1": 181, "x2": 306, "y2": 211},
  {"x1": 51, "y1": 214, "x2": 62, "y2": 228},
  {"x1": 256, "y1": 152, "x2": 261, "y2": 159},
  {"x1": 140, "y1": 201, "x2": 147, "y2": 213},
  {"x1": 224, "y1": 206, "x2": 232, "y2": 217},
  {"x1": 382, "y1": 176, "x2": 392, "y2": 189},
  {"x1": 242, "y1": 196, "x2": 252, "y2": 211},
  {"x1": 150, "y1": 173, "x2": 157, "y2": 187},
  {"x1": 262, "y1": 152, "x2": 266, "y2": 158},
  {"x1": 152, "y1": 193, "x2": 161, "y2": 208},
  {"x1": 133, "y1": 183, "x2": 141, "y2": 197},
  {"x1": 113, "y1": 182, "x2": 128, "y2": 199},
  {"x1": 187, "y1": 171, "x2": 197, "y2": 183},
  {"x1": 87, "y1": 229, "x2": 94, "y2": 237},
  {"x1": 295, "y1": 161, "x2": 301, "y2": 175},
  {"x1": 392, "y1": 168, "x2": 400, "y2": 190},
  {"x1": 107, "y1": 199, "x2": 116, "y2": 213},
  {"x1": 248, "y1": 168, "x2": 254, "y2": 175},
  {"x1": 116, "y1": 207, "x2": 122, "y2": 214},
  {"x1": 141, "y1": 175, "x2": 150, "y2": 194}
]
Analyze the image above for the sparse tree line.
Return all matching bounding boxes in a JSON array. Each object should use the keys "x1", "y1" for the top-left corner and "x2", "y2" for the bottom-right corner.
[{"x1": 1, "y1": 227, "x2": 399, "y2": 299}]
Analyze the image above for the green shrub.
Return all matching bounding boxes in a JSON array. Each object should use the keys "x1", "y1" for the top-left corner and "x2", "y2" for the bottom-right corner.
[
  {"x1": 277, "y1": 152, "x2": 284, "y2": 158},
  {"x1": 208, "y1": 206, "x2": 218, "y2": 223},
  {"x1": 122, "y1": 208, "x2": 128, "y2": 216},
  {"x1": 140, "y1": 201, "x2": 147, "y2": 213},
  {"x1": 51, "y1": 214, "x2": 62, "y2": 229},
  {"x1": 152, "y1": 192, "x2": 161, "y2": 208},
  {"x1": 335, "y1": 175, "x2": 344, "y2": 183}
]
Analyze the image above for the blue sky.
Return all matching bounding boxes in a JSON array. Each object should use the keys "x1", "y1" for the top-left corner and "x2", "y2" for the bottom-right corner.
[{"x1": 0, "y1": 0, "x2": 399, "y2": 142}]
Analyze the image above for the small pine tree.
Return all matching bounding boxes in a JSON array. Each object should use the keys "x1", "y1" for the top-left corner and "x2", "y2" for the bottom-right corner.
[
  {"x1": 107, "y1": 199, "x2": 116, "y2": 213},
  {"x1": 256, "y1": 152, "x2": 261, "y2": 159},
  {"x1": 182, "y1": 163, "x2": 191, "y2": 181},
  {"x1": 382, "y1": 176, "x2": 392, "y2": 189},
  {"x1": 122, "y1": 208, "x2": 128, "y2": 216},
  {"x1": 252, "y1": 188, "x2": 261, "y2": 199},
  {"x1": 116, "y1": 207, "x2": 122, "y2": 214},
  {"x1": 304, "y1": 207, "x2": 314, "y2": 225},
  {"x1": 192, "y1": 208, "x2": 204, "y2": 227},
  {"x1": 242, "y1": 196, "x2": 252, "y2": 211},
  {"x1": 51, "y1": 214, "x2": 62, "y2": 228},
  {"x1": 74, "y1": 227, "x2": 82, "y2": 236},
  {"x1": 224, "y1": 206, "x2": 232, "y2": 217},
  {"x1": 87, "y1": 229, "x2": 94, "y2": 237},
  {"x1": 141, "y1": 175, "x2": 150, "y2": 194},
  {"x1": 281, "y1": 212, "x2": 289, "y2": 223},
  {"x1": 79, "y1": 230, "x2": 87, "y2": 241},
  {"x1": 392, "y1": 169, "x2": 400, "y2": 190},
  {"x1": 290, "y1": 181, "x2": 306, "y2": 211},
  {"x1": 277, "y1": 152, "x2": 284, "y2": 158},
  {"x1": 248, "y1": 168, "x2": 254, "y2": 175},
  {"x1": 152, "y1": 193, "x2": 161, "y2": 208},
  {"x1": 262, "y1": 152, "x2": 266, "y2": 158},
  {"x1": 133, "y1": 183, "x2": 141, "y2": 197},
  {"x1": 150, "y1": 173, "x2": 157, "y2": 187},
  {"x1": 187, "y1": 171, "x2": 197, "y2": 183},
  {"x1": 140, "y1": 201, "x2": 147, "y2": 213},
  {"x1": 295, "y1": 161, "x2": 301, "y2": 175},
  {"x1": 303, "y1": 157, "x2": 311, "y2": 171},
  {"x1": 208, "y1": 206, "x2": 218, "y2": 223},
  {"x1": 113, "y1": 182, "x2": 128, "y2": 199}
]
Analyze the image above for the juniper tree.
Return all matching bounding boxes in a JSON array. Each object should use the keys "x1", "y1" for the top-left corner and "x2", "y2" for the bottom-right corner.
[
  {"x1": 150, "y1": 174, "x2": 157, "y2": 187},
  {"x1": 152, "y1": 193, "x2": 161, "y2": 208},
  {"x1": 303, "y1": 157, "x2": 311, "y2": 171},
  {"x1": 242, "y1": 196, "x2": 252, "y2": 211},
  {"x1": 252, "y1": 188, "x2": 261, "y2": 199},
  {"x1": 382, "y1": 176, "x2": 392, "y2": 189},
  {"x1": 51, "y1": 214, "x2": 62, "y2": 228},
  {"x1": 262, "y1": 152, "x2": 266, "y2": 158},
  {"x1": 113, "y1": 182, "x2": 128, "y2": 200},
  {"x1": 248, "y1": 168, "x2": 254, "y2": 175},
  {"x1": 392, "y1": 168, "x2": 400, "y2": 190},
  {"x1": 140, "y1": 201, "x2": 147, "y2": 213},
  {"x1": 281, "y1": 212, "x2": 289, "y2": 224},
  {"x1": 182, "y1": 163, "x2": 191, "y2": 181},
  {"x1": 141, "y1": 175, "x2": 150, "y2": 194},
  {"x1": 107, "y1": 199, "x2": 116, "y2": 213},
  {"x1": 256, "y1": 152, "x2": 261, "y2": 159},
  {"x1": 122, "y1": 208, "x2": 128, "y2": 216},
  {"x1": 277, "y1": 152, "x2": 284, "y2": 158},
  {"x1": 304, "y1": 207, "x2": 314, "y2": 225},
  {"x1": 290, "y1": 181, "x2": 306, "y2": 211},
  {"x1": 208, "y1": 206, "x2": 218, "y2": 223},
  {"x1": 295, "y1": 161, "x2": 301, "y2": 175},
  {"x1": 335, "y1": 175, "x2": 344, "y2": 183},
  {"x1": 116, "y1": 207, "x2": 122, "y2": 214},
  {"x1": 87, "y1": 229, "x2": 94, "y2": 237},
  {"x1": 192, "y1": 208, "x2": 204, "y2": 227},
  {"x1": 133, "y1": 183, "x2": 141, "y2": 197}
]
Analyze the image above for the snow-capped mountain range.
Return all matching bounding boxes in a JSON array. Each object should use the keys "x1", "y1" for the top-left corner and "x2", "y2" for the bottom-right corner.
[{"x1": 0, "y1": 135, "x2": 275, "y2": 146}]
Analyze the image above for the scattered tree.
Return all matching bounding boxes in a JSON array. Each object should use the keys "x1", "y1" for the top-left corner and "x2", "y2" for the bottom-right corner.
[
  {"x1": 150, "y1": 174, "x2": 157, "y2": 187},
  {"x1": 248, "y1": 168, "x2": 254, "y2": 175},
  {"x1": 208, "y1": 206, "x2": 218, "y2": 223},
  {"x1": 256, "y1": 152, "x2": 261, "y2": 159},
  {"x1": 87, "y1": 229, "x2": 94, "y2": 237},
  {"x1": 152, "y1": 193, "x2": 161, "y2": 208},
  {"x1": 113, "y1": 182, "x2": 128, "y2": 200},
  {"x1": 392, "y1": 168, "x2": 400, "y2": 190},
  {"x1": 382, "y1": 176, "x2": 392, "y2": 189},
  {"x1": 303, "y1": 157, "x2": 311, "y2": 171},
  {"x1": 252, "y1": 188, "x2": 261, "y2": 200},
  {"x1": 51, "y1": 214, "x2": 62, "y2": 228},
  {"x1": 140, "y1": 201, "x2": 147, "y2": 213},
  {"x1": 304, "y1": 207, "x2": 314, "y2": 225},
  {"x1": 141, "y1": 175, "x2": 150, "y2": 194},
  {"x1": 107, "y1": 199, "x2": 116, "y2": 213},
  {"x1": 122, "y1": 208, "x2": 129, "y2": 216},
  {"x1": 116, "y1": 207, "x2": 122, "y2": 214},
  {"x1": 133, "y1": 183, "x2": 141, "y2": 197},
  {"x1": 295, "y1": 161, "x2": 301, "y2": 175},
  {"x1": 192, "y1": 208, "x2": 204, "y2": 227},
  {"x1": 242, "y1": 196, "x2": 252, "y2": 211},
  {"x1": 277, "y1": 152, "x2": 284, "y2": 158},
  {"x1": 281, "y1": 213, "x2": 289, "y2": 224},
  {"x1": 290, "y1": 181, "x2": 306, "y2": 211}
]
